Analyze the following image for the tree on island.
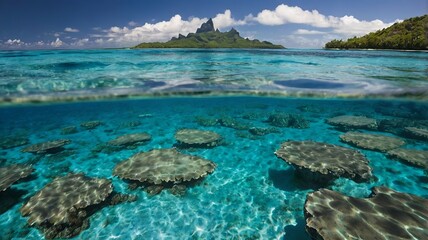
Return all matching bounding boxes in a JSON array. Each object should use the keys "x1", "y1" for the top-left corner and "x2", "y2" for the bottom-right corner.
[{"x1": 325, "y1": 15, "x2": 428, "y2": 50}]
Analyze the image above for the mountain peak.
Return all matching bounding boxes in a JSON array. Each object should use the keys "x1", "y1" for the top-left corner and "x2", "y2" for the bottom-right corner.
[{"x1": 196, "y1": 18, "x2": 215, "y2": 33}]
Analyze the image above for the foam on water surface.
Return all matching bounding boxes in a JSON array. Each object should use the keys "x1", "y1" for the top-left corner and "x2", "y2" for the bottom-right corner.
[{"x1": 0, "y1": 97, "x2": 427, "y2": 239}]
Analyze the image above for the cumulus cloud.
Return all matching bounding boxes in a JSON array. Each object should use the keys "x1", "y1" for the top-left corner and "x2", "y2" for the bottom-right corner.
[
  {"x1": 5, "y1": 39, "x2": 24, "y2": 45},
  {"x1": 284, "y1": 33, "x2": 342, "y2": 48},
  {"x1": 212, "y1": 10, "x2": 246, "y2": 29},
  {"x1": 95, "y1": 38, "x2": 104, "y2": 44},
  {"x1": 71, "y1": 38, "x2": 89, "y2": 46},
  {"x1": 128, "y1": 21, "x2": 137, "y2": 26},
  {"x1": 51, "y1": 38, "x2": 64, "y2": 47},
  {"x1": 250, "y1": 4, "x2": 398, "y2": 36},
  {"x1": 64, "y1": 27, "x2": 79, "y2": 33},
  {"x1": 294, "y1": 29, "x2": 327, "y2": 35},
  {"x1": 98, "y1": 10, "x2": 245, "y2": 46},
  {"x1": 1, "y1": 6, "x2": 401, "y2": 49},
  {"x1": 102, "y1": 15, "x2": 204, "y2": 44}
]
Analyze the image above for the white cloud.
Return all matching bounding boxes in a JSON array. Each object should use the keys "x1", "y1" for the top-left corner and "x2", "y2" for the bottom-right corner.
[
  {"x1": 51, "y1": 38, "x2": 64, "y2": 47},
  {"x1": 71, "y1": 38, "x2": 89, "y2": 46},
  {"x1": 250, "y1": 4, "x2": 398, "y2": 36},
  {"x1": 1, "y1": 6, "x2": 401, "y2": 49},
  {"x1": 128, "y1": 21, "x2": 137, "y2": 27},
  {"x1": 64, "y1": 27, "x2": 79, "y2": 33},
  {"x1": 102, "y1": 14, "x2": 205, "y2": 45},
  {"x1": 5, "y1": 39, "x2": 24, "y2": 45},
  {"x1": 294, "y1": 29, "x2": 326, "y2": 35},
  {"x1": 212, "y1": 10, "x2": 246, "y2": 29},
  {"x1": 252, "y1": 5, "x2": 330, "y2": 27},
  {"x1": 98, "y1": 10, "x2": 246, "y2": 46}
]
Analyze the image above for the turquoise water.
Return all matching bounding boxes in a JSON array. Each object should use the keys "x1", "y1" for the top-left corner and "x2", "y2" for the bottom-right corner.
[
  {"x1": 0, "y1": 49, "x2": 427, "y2": 102},
  {"x1": 0, "y1": 49, "x2": 428, "y2": 239}
]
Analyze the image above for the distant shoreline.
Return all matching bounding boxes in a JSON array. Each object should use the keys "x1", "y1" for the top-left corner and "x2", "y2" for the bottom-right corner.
[
  {"x1": 1, "y1": 47, "x2": 427, "y2": 52},
  {"x1": 324, "y1": 48, "x2": 428, "y2": 53}
]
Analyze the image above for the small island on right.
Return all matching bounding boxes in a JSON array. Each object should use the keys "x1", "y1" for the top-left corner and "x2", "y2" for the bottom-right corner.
[{"x1": 325, "y1": 15, "x2": 427, "y2": 50}]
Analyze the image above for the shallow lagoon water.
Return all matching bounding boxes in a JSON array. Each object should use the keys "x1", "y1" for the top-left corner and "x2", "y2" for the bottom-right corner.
[
  {"x1": 1, "y1": 49, "x2": 427, "y2": 102},
  {"x1": 0, "y1": 49, "x2": 428, "y2": 239},
  {"x1": 1, "y1": 97, "x2": 428, "y2": 239}
]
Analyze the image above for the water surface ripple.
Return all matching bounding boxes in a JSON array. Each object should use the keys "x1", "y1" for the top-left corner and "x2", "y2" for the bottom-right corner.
[{"x1": 0, "y1": 49, "x2": 427, "y2": 103}]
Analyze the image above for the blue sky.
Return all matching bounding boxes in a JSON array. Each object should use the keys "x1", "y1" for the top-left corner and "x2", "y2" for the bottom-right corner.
[{"x1": 0, "y1": 0, "x2": 426, "y2": 49}]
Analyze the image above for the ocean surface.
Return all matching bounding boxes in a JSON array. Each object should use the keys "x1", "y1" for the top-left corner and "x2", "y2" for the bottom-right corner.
[{"x1": 0, "y1": 49, "x2": 427, "y2": 239}]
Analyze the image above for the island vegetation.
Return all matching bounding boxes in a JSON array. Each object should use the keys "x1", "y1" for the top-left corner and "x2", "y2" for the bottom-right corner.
[
  {"x1": 133, "y1": 18, "x2": 284, "y2": 49},
  {"x1": 325, "y1": 15, "x2": 428, "y2": 50}
]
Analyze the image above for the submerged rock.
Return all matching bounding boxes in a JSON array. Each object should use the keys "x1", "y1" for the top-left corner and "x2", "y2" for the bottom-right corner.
[
  {"x1": 80, "y1": 121, "x2": 102, "y2": 130},
  {"x1": 61, "y1": 126, "x2": 78, "y2": 135},
  {"x1": 275, "y1": 141, "x2": 372, "y2": 183},
  {"x1": 113, "y1": 149, "x2": 216, "y2": 194},
  {"x1": 378, "y1": 118, "x2": 428, "y2": 135},
  {"x1": 0, "y1": 135, "x2": 29, "y2": 149},
  {"x1": 327, "y1": 115, "x2": 377, "y2": 130},
  {"x1": 267, "y1": 113, "x2": 309, "y2": 129},
  {"x1": 340, "y1": 131, "x2": 405, "y2": 152},
  {"x1": 218, "y1": 117, "x2": 251, "y2": 130},
  {"x1": 108, "y1": 193, "x2": 137, "y2": 205},
  {"x1": 108, "y1": 133, "x2": 151, "y2": 147},
  {"x1": 404, "y1": 127, "x2": 428, "y2": 141},
  {"x1": 21, "y1": 139, "x2": 71, "y2": 154},
  {"x1": 195, "y1": 116, "x2": 218, "y2": 127},
  {"x1": 119, "y1": 120, "x2": 141, "y2": 128},
  {"x1": 0, "y1": 164, "x2": 33, "y2": 191},
  {"x1": 20, "y1": 173, "x2": 113, "y2": 239},
  {"x1": 304, "y1": 187, "x2": 428, "y2": 240},
  {"x1": 241, "y1": 112, "x2": 265, "y2": 120},
  {"x1": 387, "y1": 148, "x2": 428, "y2": 169},
  {"x1": 169, "y1": 184, "x2": 187, "y2": 196},
  {"x1": 248, "y1": 127, "x2": 280, "y2": 136},
  {"x1": 175, "y1": 129, "x2": 221, "y2": 148},
  {"x1": 375, "y1": 102, "x2": 428, "y2": 119},
  {"x1": 297, "y1": 105, "x2": 324, "y2": 113}
]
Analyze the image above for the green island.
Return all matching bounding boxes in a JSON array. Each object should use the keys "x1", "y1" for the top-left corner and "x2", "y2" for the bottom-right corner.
[
  {"x1": 133, "y1": 18, "x2": 285, "y2": 49},
  {"x1": 325, "y1": 15, "x2": 428, "y2": 50}
]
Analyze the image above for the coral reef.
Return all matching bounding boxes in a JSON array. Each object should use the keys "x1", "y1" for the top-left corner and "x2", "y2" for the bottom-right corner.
[
  {"x1": 108, "y1": 133, "x2": 151, "y2": 147},
  {"x1": 327, "y1": 115, "x2": 377, "y2": 130},
  {"x1": 404, "y1": 127, "x2": 428, "y2": 141},
  {"x1": 387, "y1": 148, "x2": 428, "y2": 169},
  {"x1": 340, "y1": 131, "x2": 405, "y2": 152},
  {"x1": 175, "y1": 129, "x2": 221, "y2": 148},
  {"x1": 218, "y1": 117, "x2": 252, "y2": 130},
  {"x1": 275, "y1": 141, "x2": 372, "y2": 183},
  {"x1": 267, "y1": 113, "x2": 309, "y2": 129},
  {"x1": 21, "y1": 173, "x2": 113, "y2": 239},
  {"x1": 80, "y1": 121, "x2": 102, "y2": 130},
  {"x1": 21, "y1": 139, "x2": 71, "y2": 154},
  {"x1": 248, "y1": 127, "x2": 280, "y2": 136},
  {"x1": 0, "y1": 135, "x2": 29, "y2": 149},
  {"x1": 304, "y1": 187, "x2": 428, "y2": 240},
  {"x1": 0, "y1": 164, "x2": 33, "y2": 191},
  {"x1": 195, "y1": 116, "x2": 218, "y2": 127},
  {"x1": 61, "y1": 126, "x2": 78, "y2": 135},
  {"x1": 113, "y1": 149, "x2": 216, "y2": 194}
]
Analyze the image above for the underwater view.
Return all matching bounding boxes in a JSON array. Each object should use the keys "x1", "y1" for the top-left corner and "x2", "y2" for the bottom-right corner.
[{"x1": 1, "y1": 48, "x2": 428, "y2": 239}]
